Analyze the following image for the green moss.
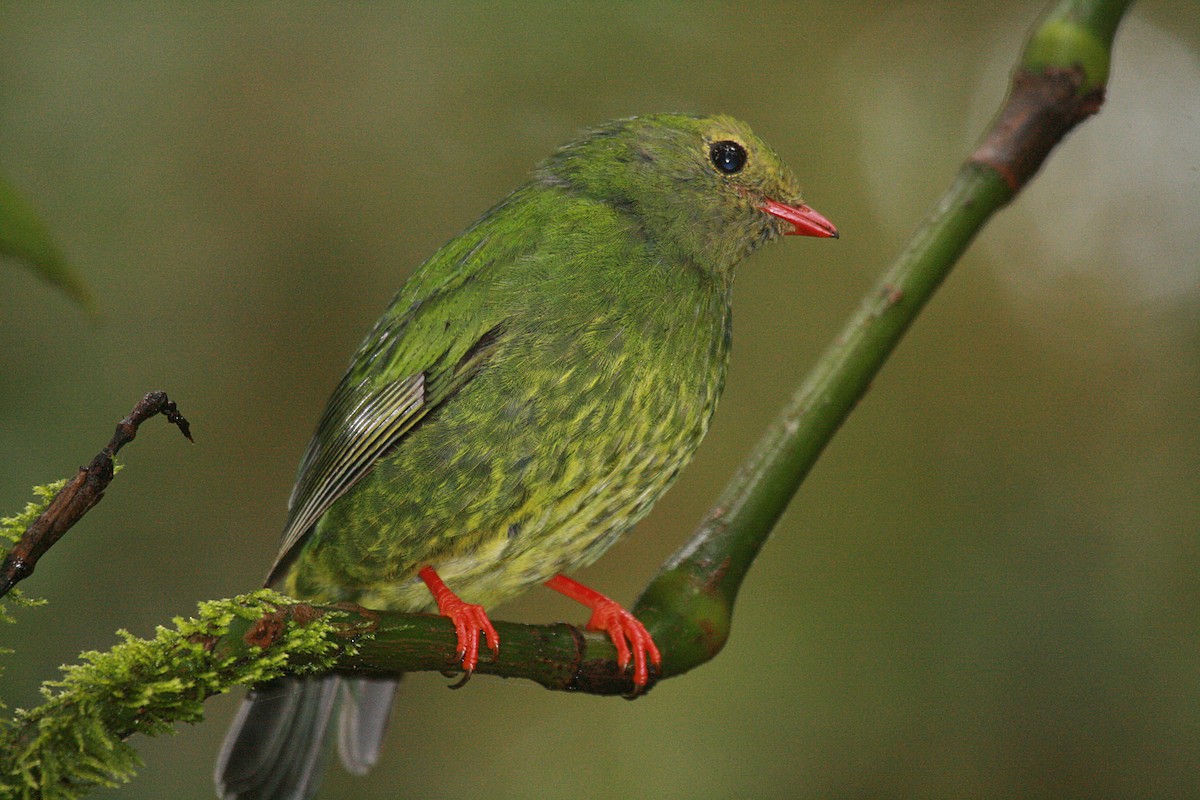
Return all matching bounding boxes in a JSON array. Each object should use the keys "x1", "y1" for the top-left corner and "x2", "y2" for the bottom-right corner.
[
  {"x1": 1, "y1": 480, "x2": 63, "y2": 641},
  {"x1": 1, "y1": 479, "x2": 68, "y2": 548},
  {"x1": 0, "y1": 591, "x2": 353, "y2": 800}
]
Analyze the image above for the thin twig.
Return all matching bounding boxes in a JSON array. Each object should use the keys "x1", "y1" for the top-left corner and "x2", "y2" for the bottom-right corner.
[{"x1": 0, "y1": 391, "x2": 192, "y2": 598}]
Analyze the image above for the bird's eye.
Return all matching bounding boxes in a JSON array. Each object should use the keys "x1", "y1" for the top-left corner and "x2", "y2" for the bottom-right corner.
[{"x1": 709, "y1": 141, "x2": 747, "y2": 175}]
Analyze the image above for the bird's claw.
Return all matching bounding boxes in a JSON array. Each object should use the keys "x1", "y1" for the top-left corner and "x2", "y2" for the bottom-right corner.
[
  {"x1": 444, "y1": 596, "x2": 499, "y2": 673},
  {"x1": 419, "y1": 565, "x2": 500, "y2": 678},
  {"x1": 585, "y1": 600, "x2": 661, "y2": 688}
]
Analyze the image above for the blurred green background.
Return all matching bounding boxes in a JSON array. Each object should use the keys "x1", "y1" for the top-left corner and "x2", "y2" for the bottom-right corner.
[{"x1": 3, "y1": 2, "x2": 1198, "y2": 798}]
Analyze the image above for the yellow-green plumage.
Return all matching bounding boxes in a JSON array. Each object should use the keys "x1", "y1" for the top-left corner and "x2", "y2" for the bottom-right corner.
[
  {"x1": 273, "y1": 114, "x2": 803, "y2": 610},
  {"x1": 283, "y1": 193, "x2": 731, "y2": 610},
  {"x1": 218, "y1": 113, "x2": 829, "y2": 800}
]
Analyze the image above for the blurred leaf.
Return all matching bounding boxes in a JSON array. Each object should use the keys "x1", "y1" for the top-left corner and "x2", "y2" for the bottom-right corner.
[{"x1": 0, "y1": 173, "x2": 93, "y2": 312}]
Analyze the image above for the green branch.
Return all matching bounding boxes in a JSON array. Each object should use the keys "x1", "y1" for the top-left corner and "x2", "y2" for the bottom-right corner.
[{"x1": 633, "y1": 0, "x2": 1132, "y2": 676}]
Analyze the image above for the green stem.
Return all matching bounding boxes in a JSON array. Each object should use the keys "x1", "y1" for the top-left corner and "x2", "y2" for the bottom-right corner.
[
  {"x1": 1024, "y1": 0, "x2": 1134, "y2": 91},
  {"x1": 635, "y1": 166, "x2": 1010, "y2": 674},
  {"x1": 634, "y1": 0, "x2": 1133, "y2": 677}
]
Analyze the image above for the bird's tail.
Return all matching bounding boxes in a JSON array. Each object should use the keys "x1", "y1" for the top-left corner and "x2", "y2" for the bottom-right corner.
[{"x1": 214, "y1": 675, "x2": 398, "y2": 800}]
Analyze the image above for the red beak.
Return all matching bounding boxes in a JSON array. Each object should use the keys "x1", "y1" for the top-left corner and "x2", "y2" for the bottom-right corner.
[{"x1": 761, "y1": 199, "x2": 839, "y2": 239}]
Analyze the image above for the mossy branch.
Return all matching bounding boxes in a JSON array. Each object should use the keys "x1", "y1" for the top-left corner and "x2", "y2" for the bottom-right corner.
[
  {"x1": 0, "y1": 589, "x2": 646, "y2": 799},
  {"x1": 0, "y1": 1, "x2": 1134, "y2": 797},
  {"x1": 0, "y1": 592, "x2": 347, "y2": 800}
]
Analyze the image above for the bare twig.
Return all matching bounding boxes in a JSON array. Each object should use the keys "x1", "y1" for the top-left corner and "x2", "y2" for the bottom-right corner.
[{"x1": 0, "y1": 391, "x2": 191, "y2": 598}]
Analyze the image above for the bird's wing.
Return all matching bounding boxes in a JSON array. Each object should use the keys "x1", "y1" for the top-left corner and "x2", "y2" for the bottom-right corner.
[
  {"x1": 265, "y1": 219, "x2": 521, "y2": 583},
  {"x1": 270, "y1": 370, "x2": 427, "y2": 579}
]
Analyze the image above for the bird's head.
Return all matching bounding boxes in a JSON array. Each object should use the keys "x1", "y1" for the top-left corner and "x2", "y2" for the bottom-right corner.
[{"x1": 536, "y1": 113, "x2": 836, "y2": 277}]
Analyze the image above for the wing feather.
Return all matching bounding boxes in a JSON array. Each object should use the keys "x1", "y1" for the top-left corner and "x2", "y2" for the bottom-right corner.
[
  {"x1": 270, "y1": 373, "x2": 428, "y2": 578},
  {"x1": 264, "y1": 211, "x2": 531, "y2": 584}
]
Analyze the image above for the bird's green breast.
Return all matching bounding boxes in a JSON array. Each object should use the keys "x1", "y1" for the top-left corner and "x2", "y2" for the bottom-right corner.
[{"x1": 284, "y1": 186, "x2": 733, "y2": 611}]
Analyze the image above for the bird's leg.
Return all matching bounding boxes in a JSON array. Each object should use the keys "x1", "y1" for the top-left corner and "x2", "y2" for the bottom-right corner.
[
  {"x1": 418, "y1": 566, "x2": 500, "y2": 673},
  {"x1": 544, "y1": 574, "x2": 662, "y2": 687}
]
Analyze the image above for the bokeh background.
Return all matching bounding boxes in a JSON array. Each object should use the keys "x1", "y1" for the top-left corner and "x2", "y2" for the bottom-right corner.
[{"x1": 3, "y1": 2, "x2": 1198, "y2": 798}]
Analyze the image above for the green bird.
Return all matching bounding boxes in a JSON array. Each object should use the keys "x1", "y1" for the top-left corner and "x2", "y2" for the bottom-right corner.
[{"x1": 215, "y1": 113, "x2": 836, "y2": 800}]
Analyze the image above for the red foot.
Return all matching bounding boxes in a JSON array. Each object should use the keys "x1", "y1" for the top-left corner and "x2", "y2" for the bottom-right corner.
[
  {"x1": 419, "y1": 566, "x2": 499, "y2": 673},
  {"x1": 545, "y1": 574, "x2": 661, "y2": 687}
]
